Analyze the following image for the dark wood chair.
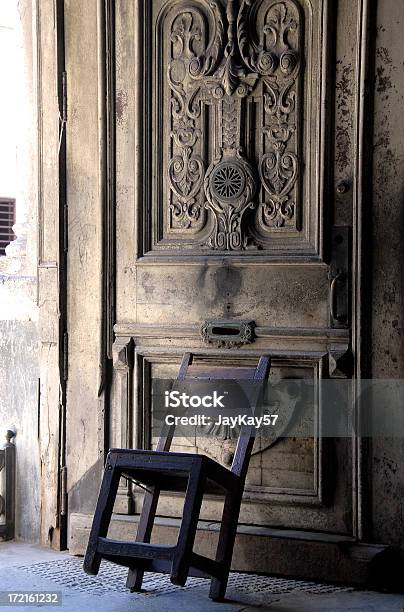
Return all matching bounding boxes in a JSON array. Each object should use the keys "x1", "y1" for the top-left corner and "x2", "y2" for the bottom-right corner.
[{"x1": 83, "y1": 353, "x2": 271, "y2": 601}]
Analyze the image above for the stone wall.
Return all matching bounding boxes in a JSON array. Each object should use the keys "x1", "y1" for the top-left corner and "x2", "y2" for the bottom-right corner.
[{"x1": 0, "y1": 0, "x2": 40, "y2": 542}]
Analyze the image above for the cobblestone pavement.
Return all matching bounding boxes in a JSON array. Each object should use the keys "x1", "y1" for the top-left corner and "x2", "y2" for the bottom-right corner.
[{"x1": 0, "y1": 542, "x2": 404, "y2": 611}]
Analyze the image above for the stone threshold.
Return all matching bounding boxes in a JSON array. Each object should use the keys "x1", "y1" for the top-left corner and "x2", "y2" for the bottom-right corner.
[{"x1": 69, "y1": 512, "x2": 385, "y2": 586}]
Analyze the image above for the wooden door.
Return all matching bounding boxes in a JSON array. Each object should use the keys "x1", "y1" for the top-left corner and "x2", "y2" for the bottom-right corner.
[{"x1": 111, "y1": 0, "x2": 368, "y2": 570}]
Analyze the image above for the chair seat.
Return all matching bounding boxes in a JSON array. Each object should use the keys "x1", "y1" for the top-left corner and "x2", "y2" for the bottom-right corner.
[{"x1": 109, "y1": 448, "x2": 240, "y2": 493}]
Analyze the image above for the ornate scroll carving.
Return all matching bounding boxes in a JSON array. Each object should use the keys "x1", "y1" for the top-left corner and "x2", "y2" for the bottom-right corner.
[
  {"x1": 202, "y1": 0, "x2": 258, "y2": 250},
  {"x1": 168, "y1": 11, "x2": 205, "y2": 231},
  {"x1": 168, "y1": 145, "x2": 204, "y2": 228},
  {"x1": 238, "y1": 0, "x2": 301, "y2": 229},
  {"x1": 161, "y1": 0, "x2": 303, "y2": 250},
  {"x1": 259, "y1": 2, "x2": 300, "y2": 229}
]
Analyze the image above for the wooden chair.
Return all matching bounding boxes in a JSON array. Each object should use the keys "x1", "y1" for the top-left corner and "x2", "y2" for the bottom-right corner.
[{"x1": 83, "y1": 353, "x2": 271, "y2": 601}]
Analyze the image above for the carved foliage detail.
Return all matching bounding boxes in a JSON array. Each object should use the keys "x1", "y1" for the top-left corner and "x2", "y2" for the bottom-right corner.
[
  {"x1": 256, "y1": 1, "x2": 301, "y2": 229},
  {"x1": 163, "y1": 0, "x2": 302, "y2": 247},
  {"x1": 168, "y1": 10, "x2": 207, "y2": 230},
  {"x1": 259, "y1": 77, "x2": 298, "y2": 227}
]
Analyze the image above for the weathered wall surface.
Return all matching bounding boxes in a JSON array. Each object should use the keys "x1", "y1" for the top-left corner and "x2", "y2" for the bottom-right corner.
[
  {"x1": 35, "y1": 0, "x2": 64, "y2": 548},
  {"x1": 371, "y1": 0, "x2": 404, "y2": 544},
  {"x1": 0, "y1": 316, "x2": 39, "y2": 541},
  {"x1": 64, "y1": 0, "x2": 104, "y2": 523},
  {"x1": 0, "y1": 2, "x2": 17, "y2": 199},
  {"x1": 0, "y1": 0, "x2": 40, "y2": 542}
]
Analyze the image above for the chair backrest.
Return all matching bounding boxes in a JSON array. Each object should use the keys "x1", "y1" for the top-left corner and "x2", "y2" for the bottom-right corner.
[{"x1": 157, "y1": 353, "x2": 271, "y2": 481}]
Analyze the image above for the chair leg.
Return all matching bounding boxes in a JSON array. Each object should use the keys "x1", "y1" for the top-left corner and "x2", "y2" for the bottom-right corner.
[
  {"x1": 171, "y1": 465, "x2": 205, "y2": 587},
  {"x1": 126, "y1": 567, "x2": 144, "y2": 593},
  {"x1": 127, "y1": 353, "x2": 192, "y2": 591},
  {"x1": 126, "y1": 486, "x2": 161, "y2": 592},
  {"x1": 209, "y1": 490, "x2": 243, "y2": 601},
  {"x1": 83, "y1": 455, "x2": 120, "y2": 576}
]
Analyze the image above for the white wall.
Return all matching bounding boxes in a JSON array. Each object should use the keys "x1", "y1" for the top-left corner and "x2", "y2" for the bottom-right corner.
[
  {"x1": 0, "y1": 1, "x2": 17, "y2": 200},
  {"x1": 0, "y1": 0, "x2": 40, "y2": 542}
]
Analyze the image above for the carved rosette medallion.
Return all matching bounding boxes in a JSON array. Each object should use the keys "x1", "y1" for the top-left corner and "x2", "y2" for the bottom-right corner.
[
  {"x1": 211, "y1": 162, "x2": 245, "y2": 200},
  {"x1": 162, "y1": 0, "x2": 303, "y2": 250},
  {"x1": 205, "y1": 155, "x2": 257, "y2": 249}
]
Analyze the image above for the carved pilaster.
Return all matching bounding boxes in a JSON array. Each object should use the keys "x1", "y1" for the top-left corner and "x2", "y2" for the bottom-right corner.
[{"x1": 112, "y1": 336, "x2": 134, "y2": 513}]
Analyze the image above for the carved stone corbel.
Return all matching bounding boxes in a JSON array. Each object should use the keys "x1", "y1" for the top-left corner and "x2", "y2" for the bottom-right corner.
[
  {"x1": 328, "y1": 342, "x2": 352, "y2": 378},
  {"x1": 113, "y1": 336, "x2": 134, "y2": 371}
]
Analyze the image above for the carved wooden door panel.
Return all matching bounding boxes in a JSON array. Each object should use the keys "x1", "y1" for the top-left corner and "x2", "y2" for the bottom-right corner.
[{"x1": 112, "y1": 0, "x2": 365, "y2": 543}]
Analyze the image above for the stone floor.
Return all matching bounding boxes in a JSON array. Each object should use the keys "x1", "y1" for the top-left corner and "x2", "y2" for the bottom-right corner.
[{"x1": 1, "y1": 542, "x2": 404, "y2": 611}]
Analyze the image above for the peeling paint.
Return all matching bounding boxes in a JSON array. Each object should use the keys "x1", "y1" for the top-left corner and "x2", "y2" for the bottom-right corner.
[
  {"x1": 335, "y1": 62, "x2": 354, "y2": 173},
  {"x1": 116, "y1": 89, "x2": 127, "y2": 125},
  {"x1": 371, "y1": 5, "x2": 404, "y2": 546}
]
